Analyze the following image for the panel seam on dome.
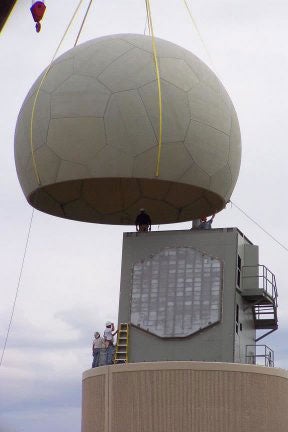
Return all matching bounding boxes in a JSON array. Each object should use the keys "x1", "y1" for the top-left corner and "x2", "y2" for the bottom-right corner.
[
  {"x1": 188, "y1": 118, "x2": 230, "y2": 137},
  {"x1": 96, "y1": 46, "x2": 135, "y2": 80},
  {"x1": 136, "y1": 87, "x2": 158, "y2": 149}
]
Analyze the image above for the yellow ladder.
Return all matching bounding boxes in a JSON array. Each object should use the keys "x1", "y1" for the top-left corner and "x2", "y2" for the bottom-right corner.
[{"x1": 114, "y1": 323, "x2": 129, "y2": 364}]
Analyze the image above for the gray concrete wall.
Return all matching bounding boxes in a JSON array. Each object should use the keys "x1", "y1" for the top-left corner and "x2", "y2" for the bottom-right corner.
[
  {"x1": 234, "y1": 292, "x2": 255, "y2": 363},
  {"x1": 118, "y1": 228, "x2": 242, "y2": 363}
]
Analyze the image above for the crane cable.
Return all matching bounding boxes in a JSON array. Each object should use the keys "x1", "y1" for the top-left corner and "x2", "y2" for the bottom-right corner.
[
  {"x1": 30, "y1": 0, "x2": 92, "y2": 186},
  {"x1": 181, "y1": 0, "x2": 213, "y2": 67},
  {"x1": 145, "y1": 0, "x2": 163, "y2": 177},
  {"x1": 230, "y1": 201, "x2": 288, "y2": 254},
  {"x1": 0, "y1": 210, "x2": 35, "y2": 368}
]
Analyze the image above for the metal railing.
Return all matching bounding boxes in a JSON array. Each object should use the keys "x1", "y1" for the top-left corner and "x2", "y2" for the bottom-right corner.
[
  {"x1": 245, "y1": 344, "x2": 274, "y2": 367},
  {"x1": 242, "y1": 265, "x2": 278, "y2": 306}
]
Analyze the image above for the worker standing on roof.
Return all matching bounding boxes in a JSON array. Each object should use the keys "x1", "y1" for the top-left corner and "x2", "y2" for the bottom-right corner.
[
  {"x1": 104, "y1": 321, "x2": 117, "y2": 365},
  {"x1": 135, "y1": 209, "x2": 152, "y2": 232},
  {"x1": 199, "y1": 214, "x2": 215, "y2": 230},
  {"x1": 92, "y1": 331, "x2": 103, "y2": 368}
]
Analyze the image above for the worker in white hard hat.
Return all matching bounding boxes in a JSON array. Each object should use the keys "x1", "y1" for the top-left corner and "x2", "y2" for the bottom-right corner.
[
  {"x1": 135, "y1": 208, "x2": 151, "y2": 232},
  {"x1": 92, "y1": 331, "x2": 104, "y2": 368},
  {"x1": 104, "y1": 321, "x2": 117, "y2": 365},
  {"x1": 199, "y1": 214, "x2": 215, "y2": 230}
]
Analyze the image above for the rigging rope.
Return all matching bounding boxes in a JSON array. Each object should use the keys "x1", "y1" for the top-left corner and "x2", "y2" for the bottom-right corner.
[
  {"x1": 145, "y1": 0, "x2": 163, "y2": 177},
  {"x1": 145, "y1": 0, "x2": 152, "y2": 35},
  {"x1": 181, "y1": 0, "x2": 213, "y2": 66},
  {"x1": 0, "y1": 209, "x2": 35, "y2": 368},
  {"x1": 74, "y1": 0, "x2": 94, "y2": 46},
  {"x1": 143, "y1": 14, "x2": 148, "y2": 35},
  {"x1": 230, "y1": 200, "x2": 288, "y2": 253},
  {"x1": 178, "y1": 5, "x2": 286, "y2": 252},
  {"x1": 30, "y1": 0, "x2": 88, "y2": 185}
]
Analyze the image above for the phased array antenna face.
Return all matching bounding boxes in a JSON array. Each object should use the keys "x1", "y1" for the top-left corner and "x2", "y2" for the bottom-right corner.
[
  {"x1": 15, "y1": 34, "x2": 241, "y2": 225},
  {"x1": 131, "y1": 247, "x2": 222, "y2": 337}
]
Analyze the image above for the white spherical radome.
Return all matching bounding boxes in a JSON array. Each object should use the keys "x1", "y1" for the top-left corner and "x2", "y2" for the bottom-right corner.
[{"x1": 14, "y1": 34, "x2": 241, "y2": 225}]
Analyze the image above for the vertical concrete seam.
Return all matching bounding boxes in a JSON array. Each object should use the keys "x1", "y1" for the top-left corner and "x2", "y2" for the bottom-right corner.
[
  {"x1": 108, "y1": 366, "x2": 112, "y2": 432},
  {"x1": 104, "y1": 367, "x2": 109, "y2": 432}
]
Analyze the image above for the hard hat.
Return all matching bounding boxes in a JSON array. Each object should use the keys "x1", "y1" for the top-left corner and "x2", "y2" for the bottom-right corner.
[
  {"x1": 106, "y1": 321, "x2": 112, "y2": 326},
  {"x1": 139, "y1": 208, "x2": 145, "y2": 212}
]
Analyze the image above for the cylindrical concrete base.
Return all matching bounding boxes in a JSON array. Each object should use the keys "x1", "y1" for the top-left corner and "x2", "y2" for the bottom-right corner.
[{"x1": 82, "y1": 361, "x2": 288, "y2": 432}]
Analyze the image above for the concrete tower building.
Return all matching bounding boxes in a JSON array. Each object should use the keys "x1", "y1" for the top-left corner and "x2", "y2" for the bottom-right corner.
[{"x1": 15, "y1": 34, "x2": 286, "y2": 432}]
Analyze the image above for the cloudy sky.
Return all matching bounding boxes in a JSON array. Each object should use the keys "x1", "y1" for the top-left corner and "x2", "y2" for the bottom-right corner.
[{"x1": 1, "y1": 0, "x2": 288, "y2": 431}]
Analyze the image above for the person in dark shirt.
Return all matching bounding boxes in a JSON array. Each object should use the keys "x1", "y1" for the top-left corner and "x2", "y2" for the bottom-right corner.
[{"x1": 135, "y1": 209, "x2": 151, "y2": 232}]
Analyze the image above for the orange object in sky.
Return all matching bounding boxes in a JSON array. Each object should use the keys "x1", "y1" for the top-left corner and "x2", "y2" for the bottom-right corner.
[{"x1": 30, "y1": 1, "x2": 46, "y2": 32}]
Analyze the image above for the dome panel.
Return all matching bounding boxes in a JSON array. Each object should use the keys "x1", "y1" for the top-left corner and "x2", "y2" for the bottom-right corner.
[
  {"x1": 188, "y1": 83, "x2": 231, "y2": 134},
  {"x1": 51, "y1": 75, "x2": 110, "y2": 118},
  {"x1": 178, "y1": 163, "x2": 210, "y2": 189},
  {"x1": 185, "y1": 121, "x2": 230, "y2": 176},
  {"x1": 87, "y1": 145, "x2": 134, "y2": 178},
  {"x1": 132, "y1": 146, "x2": 158, "y2": 179},
  {"x1": 38, "y1": 58, "x2": 74, "y2": 94},
  {"x1": 104, "y1": 90, "x2": 157, "y2": 155},
  {"x1": 47, "y1": 117, "x2": 105, "y2": 164},
  {"x1": 15, "y1": 90, "x2": 51, "y2": 175},
  {"x1": 57, "y1": 160, "x2": 90, "y2": 183},
  {"x1": 30, "y1": 91, "x2": 51, "y2": 151},
  {"x1": 165, "y1": 182, "x2": 203, "y2": 208},
  {"x1": 119, "y1": 34, "x2": 188, "y2": 59},
  {"x1": 159, "y1": 58, "x2": 199, "y2": 91},
  {"x1": 139, "y1": 80, "x2": 190, "y2": 143},
  {"x1": 82, "y1": 178, "x2": 140, "y2": 214},
  {"x1": 32, "y1": 146, "x2": 61, "y2": 185},
  {"x1": 155, "y1": 142, "x2": 193, "y2": 180},
  {"x1": 138, "y1": 178, "x2": 171, "y2": 201},
  {"x1": 46, "y1": 180, "x2": 82, "y2": 204},
  {"x1": 132, "y1": 142, "x2": 194, "y2": 183},
  {"x1": 98, "y1": 47, "x2": 155, "y2": 92},
  {"x1": 73, "y1": 37, "x2": 132, "y2": 78},
  {"x1": 15, "y1": 98, "x2": 35, "y2": 174},
  {"x1": 63, "y1": 197, "x2": 102, "y2": 223},
  {"x1": 210, "y1": 165, "x2": 233, "y2": 200},
  {"x1": 179, "y1": 195, "x2": 216, "y2": 220},
  {"x1": 30, "y1": 189, "x2": 64, "y2": 217},
  {"x1": 184, "y1": 53, "x2": 222, "y2": 93},
  {"x1": 228, "y1": 107, "x2": 242, "y2": 183}
]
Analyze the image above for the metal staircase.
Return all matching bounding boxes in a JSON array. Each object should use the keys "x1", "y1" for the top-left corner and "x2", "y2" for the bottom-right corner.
[
  {"x1": 114, "y1": 323, "x2": 129, "y2": 364},
  {"x1": 241, "y1": 265, "x2": 278, "y2": 340},
  {"x1": 253, "y1": 303, "x2": 278, "y2": 330}
]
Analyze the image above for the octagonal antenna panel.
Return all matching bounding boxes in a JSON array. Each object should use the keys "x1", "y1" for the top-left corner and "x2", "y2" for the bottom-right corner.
[{"x1": 14, "y1": 34, "x2": 241, "y2": 225}]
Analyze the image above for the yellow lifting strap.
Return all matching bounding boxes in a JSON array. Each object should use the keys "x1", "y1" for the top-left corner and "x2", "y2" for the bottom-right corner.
[
  {"x1": 30, "y1": 0, "x2": 89, "y2": 186},
  {"x1": 145, "y1": 0, "x2": 163, "y2": 178},
  {"x1": 114, "y1": 323, "x2": 130, "y2": 364}
]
